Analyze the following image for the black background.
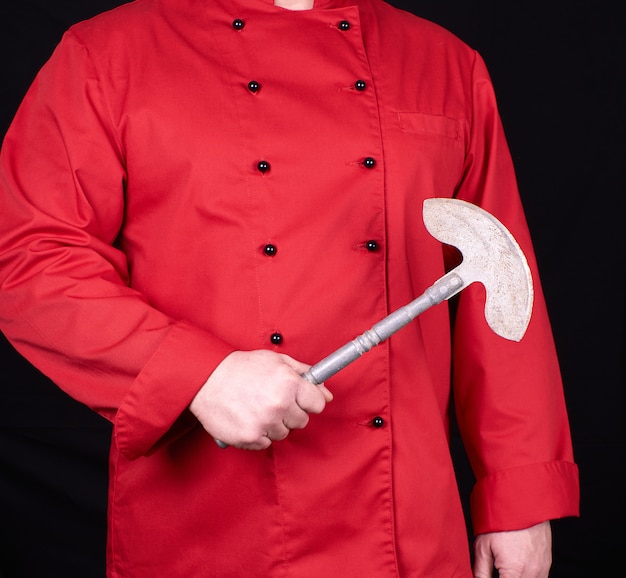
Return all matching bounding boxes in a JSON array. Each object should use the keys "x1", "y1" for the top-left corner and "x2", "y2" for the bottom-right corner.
[{"x1": 0, "y1": 1, "x2": 624, "y2": 576}]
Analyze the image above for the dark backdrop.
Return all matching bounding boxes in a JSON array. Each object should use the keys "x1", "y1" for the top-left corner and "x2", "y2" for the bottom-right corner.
[{"x1": 1, "y1": 1, "x2": 623, "y2": 576}]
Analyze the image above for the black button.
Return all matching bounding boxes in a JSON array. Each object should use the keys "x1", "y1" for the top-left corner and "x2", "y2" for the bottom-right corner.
[
  {"x1": 263, "y1": 244, "x2": 277, "y2": 256},
  {"x1": 257, "y1": 160, "x2": 270, "y2": 173},
  {"x1": 232, "y1": 19, "x2": 245, "y2": 30},
  {"x1": 363, "y1": 157, "x2": 376, "y2": 169},
  {"x1": 270, "y1": 332, "x2": 283, "y2": 345},
  {"x1": 372, "y1": 416, "x2": 384, "y2": 428},
  {"x1": 248, "y1": 80, "x2": 260, "y2": 93},
  {"x1": 338, "y1": 20, "x2": 351, "y2": 30},
  {"x1": 355, "y1": 80, "x2": 367, "y2": 91},
  {"x1": 365, "y1": 240, "x2": 379, "y2": 252}
]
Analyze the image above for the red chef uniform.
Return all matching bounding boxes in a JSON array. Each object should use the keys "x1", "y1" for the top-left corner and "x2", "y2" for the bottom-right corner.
[{"x1": 0, "y1": 0, "x2": 579, "y2": 575}]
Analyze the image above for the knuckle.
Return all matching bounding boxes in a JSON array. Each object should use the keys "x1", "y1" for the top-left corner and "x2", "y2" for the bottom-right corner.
[
  {"x1": 238, "y1": 424, "x2": 266, "y2": 446},
  {"x1": 266, "y1": 393, "x2": 290, "y2": 414}
]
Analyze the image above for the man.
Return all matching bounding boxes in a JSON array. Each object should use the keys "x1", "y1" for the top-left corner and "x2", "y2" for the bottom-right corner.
[{"x1": 0, "y1": 0, "x2": 579, "y2": 576}]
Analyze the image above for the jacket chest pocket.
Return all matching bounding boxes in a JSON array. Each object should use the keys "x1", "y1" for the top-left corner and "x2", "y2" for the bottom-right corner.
[{"x1": 396, "y1": 111, "x2": 459, "y2": 140}]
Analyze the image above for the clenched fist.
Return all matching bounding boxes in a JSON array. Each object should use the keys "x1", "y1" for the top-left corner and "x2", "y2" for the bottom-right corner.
[
  {"x1": 473, "y1": 521, "x2": 552, "y2": 578},
  {"x1": 189, "y1": 350, "x2": 333, "y2": 450}
]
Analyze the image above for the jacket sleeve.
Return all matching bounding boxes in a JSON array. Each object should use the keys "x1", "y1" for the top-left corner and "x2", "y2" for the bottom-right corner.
[
  {"x1": 0, "y1": 31, "x2": 234, "y2": 460},
  {"x1": 451, "y1": 51, "x2": 579, "y2": 534}
]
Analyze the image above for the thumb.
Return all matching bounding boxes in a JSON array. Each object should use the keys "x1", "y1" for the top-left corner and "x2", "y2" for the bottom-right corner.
[
  {"x1": 473, "y1": 542, "x2": 494, "y2": 578},
  {"x1": 279, "y1": 353, "x2": 334, "y2": 402}
]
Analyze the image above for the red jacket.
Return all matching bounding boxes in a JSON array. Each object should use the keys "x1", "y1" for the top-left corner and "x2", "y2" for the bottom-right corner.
[{"x1": 0, "y1": 0, "x2": 578, "y2": 575}]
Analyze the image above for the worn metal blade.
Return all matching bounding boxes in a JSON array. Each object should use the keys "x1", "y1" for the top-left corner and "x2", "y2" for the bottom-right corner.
[{"x1": 423, "y1": 198, "x2": 533, "y2": 341}]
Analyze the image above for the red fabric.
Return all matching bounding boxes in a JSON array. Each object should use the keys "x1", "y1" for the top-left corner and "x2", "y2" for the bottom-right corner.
[{"x1": 0, "y1": 0, "x2": 579, "y2": 575}]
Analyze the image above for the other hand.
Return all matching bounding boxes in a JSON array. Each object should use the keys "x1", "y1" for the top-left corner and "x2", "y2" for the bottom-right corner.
[
  {"x1": 189, "y1": 350, "x2": 333, "y2": 450},
  {"x1": 473, "y1": 521, "x2": 552, "y2": 578}
]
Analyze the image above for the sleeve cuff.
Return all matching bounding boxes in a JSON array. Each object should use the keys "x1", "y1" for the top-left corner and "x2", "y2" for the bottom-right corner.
[
  {"x1": 113, "y1": 321, "x2": 235, "y2": 460},
  {"x1": 470, "y1": 460, "x2": 580, "y2": 535}
]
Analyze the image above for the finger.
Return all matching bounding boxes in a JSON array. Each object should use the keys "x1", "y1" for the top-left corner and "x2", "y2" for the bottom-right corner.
[
  {"x1": 316, "y1": 382, "x2": 333, "y2": 402},
  {"x1": 281, "y1": 357, "x2": 324, "y2": 390},
  {"x1": 239, "y1": 436, "x2": 272, "y2": 451},
  {"x1": 472, "y1": 562, "x2": 493, "y2": 578},
  {"x1": 215, "y1": 428, "x2": 273, "y2": 451},
  {"x1": 473, "y1": 538, "x2": 494, "y2": 578},
  {"x1": 277, "y1": 353, "x2": 334, "y2": 403},
  {"x1": 266, "y1": 421, "x2": 290, "y2": 442},
  {"x1": 295, "y1": 380, "x2": 328, "y2": 414},
  {"x1": 282, "y1": 406, "x2": 310, "y2": 431},
  {"x1": 278, "y1": 353, "x2": 313, "y2": 375}
]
